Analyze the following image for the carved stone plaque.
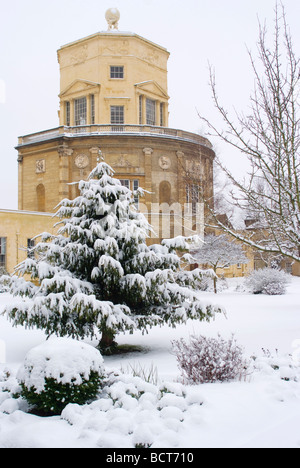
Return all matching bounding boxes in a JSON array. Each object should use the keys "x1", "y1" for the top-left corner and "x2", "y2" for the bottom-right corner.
[
  {"x1": 75, "y1": 154, "x2": 89, "y2": 169},
  {"x1": 36, "y1": 159, "x2": 46, "y2": 174},
  {"x1": 159, "y1": 156, "x2": 171, "y2": 170}
]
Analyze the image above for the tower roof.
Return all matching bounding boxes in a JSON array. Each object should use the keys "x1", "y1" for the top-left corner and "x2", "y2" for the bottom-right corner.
[{"x1": 58, "y1": 30, "x2": 169, "y2": 56}]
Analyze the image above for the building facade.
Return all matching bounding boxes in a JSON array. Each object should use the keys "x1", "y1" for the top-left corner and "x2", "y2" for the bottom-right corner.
[
  {"x1": 1, "y1": 9, "x2": 215, "y2": 273},
  {"x1": 0, "y1": 210, "x2": 56, "y2": 275},
  {"x1": 2, "y1": 10, "x2": 297, "y2": 278}
]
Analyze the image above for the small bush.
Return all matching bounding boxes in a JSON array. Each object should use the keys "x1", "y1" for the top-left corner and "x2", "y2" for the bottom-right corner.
[
  {"x1": 251, "y1": 347, "x2": 300, "y2": 382},
  {"x1": 245, "y1": 267, "x2": 291, "y2": 295},
  {"x1": 172, "y1": 334, "x2": 249, "y2": 384},
  {"x1": 17, "y1": 338, "x2": 105, "y2": 415}
]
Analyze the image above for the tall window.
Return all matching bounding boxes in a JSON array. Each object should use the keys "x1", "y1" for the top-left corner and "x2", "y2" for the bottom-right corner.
[
  {"x1": 186, "y1": 184, "x2": 200, "y2": 214},
  {"x1": 75, "y1": 97, "x2": 87, "y2": 126},
  {"x1": 120, "y1": 180, "x2": 140, "y2": 207},
  {"x1": 133, "y1": 179, "x2": 139, "y2": 207},
  {"x1": 110, "y1": 106, "x2": 124, "y2": 125},
  {"x1": 120, "y1": 179, "x2": 130, "y2": 189},
  {"x1": 146, "y1": 98, "x2": 156, "y2": 125},
  {"x1": 139, "y1": 95, "x2": 143, "y2": 125},
  {"x1": 27, "y1": 239, "x2": 35, "y2": 259},
  {"x1": 160, "y1": 103, "x2": 164, "y2": 127},
  {"x1": 0, "y1": 238, "x2": 6, "y2": 269},
  {"x1": 65, "y1": 101, "x2": 70, "y2": 126},
  {"x1": 110, "y1": 66, "x2": 124, "y2": 79},
  {"x1": 90, "y1": 94, "x2": 95, "y2": 124}
]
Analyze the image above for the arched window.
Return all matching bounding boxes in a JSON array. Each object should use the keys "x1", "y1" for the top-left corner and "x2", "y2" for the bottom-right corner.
[
  {"x1": 159, "y1": 181, "x2": 171, "y2": 205},
  {"x1": 36, "y1": 184, "x2": 45, "y2": 212}
]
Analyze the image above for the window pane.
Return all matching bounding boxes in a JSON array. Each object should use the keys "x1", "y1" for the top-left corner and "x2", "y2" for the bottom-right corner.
[
  {"x1": 133, "y1": 180, "x2": 139, "y2": 207},
  {"x1": 139, "y1": 96, "x2": 143, "y2": 125},
  {"x1": 75, "y1": 97, "x2": 87, "y2": 126},
  {"x1": 110, "y1": 106, "x2": 124, "y2": 125},
  {"x1": 110, "y1": 66, "x2": 124, "y2": 79},
  {"x1": 27, "y1": 238, "x2": 35, "y2": 259},
  {"x1": 0, "y1": 237, "x2": 6, "y2": 255},
  {"x1": 120, "y1": 179, "x2": 130, "y2": 189},
  {"x1": 0, "y1": 238, "x2": 6, "y2": 269},
  {"x1": 146, "y1": 98, "x2": 156, "y2": 125},
  {"x1": 65, "y1": 101, "x2": 70, "y2": 126},
  {"x1": 160, "y1": 103, "x2": 164, "y2": 126},
  {"x1": 186, "y1": 184, "x2": 200, "y2": 214},
  {"x1": 90, "y1": 95, "x2": 95, "y2": 124}
]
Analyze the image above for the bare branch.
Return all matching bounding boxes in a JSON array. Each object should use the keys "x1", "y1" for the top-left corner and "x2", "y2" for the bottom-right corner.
[{"x1": 199, "y1": 3, "x2": 300, "y2": 263}]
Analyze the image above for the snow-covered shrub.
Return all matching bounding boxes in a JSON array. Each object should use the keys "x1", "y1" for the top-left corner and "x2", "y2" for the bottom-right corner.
[
  {"x1": 250, "y1": 347, "x2": 300, "y2": 382},
  {"x1": 0, "y1": 368, "x2": 24, "y2": 414},
  {"x1": 245, "y1": 267, "x2": 291, "y2": 295},
  {"x1": 61, "y1": 369, "x2": 189, "y2": 448},
  {"x1": 0, "y1": 268, "x2": 9, "y2": 292},
  {"x1": 17, "y1": 338, "x2": 105, "y2": 415},
  {"x1": 172, "y1": 334, "x2": 249, "y2": 384},
  {"x1": 0, "y1": 267, "x2": 8, "y2": 277}
]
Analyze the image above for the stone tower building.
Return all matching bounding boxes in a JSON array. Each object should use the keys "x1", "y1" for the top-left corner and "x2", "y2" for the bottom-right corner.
[
  {"x1": 1, "y1": 9, "x2": 215, "y2": 273},
  {"x1": 17, "y1": 10, "x2": 215, "y2": 232}
]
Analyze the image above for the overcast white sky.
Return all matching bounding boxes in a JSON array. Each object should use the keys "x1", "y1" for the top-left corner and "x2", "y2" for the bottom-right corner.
[{"x1": 0, "y1": 0, "x2": 299, "y2": 210}]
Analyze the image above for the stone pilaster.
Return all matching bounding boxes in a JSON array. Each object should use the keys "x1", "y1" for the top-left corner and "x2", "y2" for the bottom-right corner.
[
  {"x1": 143, "y1": 147, "x2": 153, "y2": 208},
  {"x1": 58, "y1": 144, "x2": 73, "y2": 200},
  {"x1": 176, "y1": 151, "x2": 185, "y2": 206},
  {"x1": 17, "y1": 152, "x2": 24, "y2": 210}
]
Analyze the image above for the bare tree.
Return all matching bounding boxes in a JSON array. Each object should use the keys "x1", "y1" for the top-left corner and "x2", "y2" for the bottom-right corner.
[
  {"x1": 212, "y1": 161, "x2": 236, "y2": 224},
  {"x1": 199, "y1": 3, "x2": 300, "y2": 263},
  {"x1": 191, "y1": 234, "x2": 249, "y2": 293}
]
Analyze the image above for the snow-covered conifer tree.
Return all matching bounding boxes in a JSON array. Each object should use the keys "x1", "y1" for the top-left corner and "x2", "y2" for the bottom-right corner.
[{"x1": 2, "y1": 162, "x2": 222, "y2": 353}]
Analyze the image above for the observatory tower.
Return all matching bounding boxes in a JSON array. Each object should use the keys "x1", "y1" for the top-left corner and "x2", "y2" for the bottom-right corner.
[{"x1": 0, "y1": 9, "x2": 216, "y2": 273}]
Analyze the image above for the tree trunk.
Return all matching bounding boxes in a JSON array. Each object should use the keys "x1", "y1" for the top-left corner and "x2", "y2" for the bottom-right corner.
[
  {"x1": 98, "y1": 328, "x2": 117, "y2": 355},
  {"x1": 213, "y1": 266, "x2": 218, "y2": 294},
  {"x1": 213, "y1": 276, "x2": 217, "y2": 294}
]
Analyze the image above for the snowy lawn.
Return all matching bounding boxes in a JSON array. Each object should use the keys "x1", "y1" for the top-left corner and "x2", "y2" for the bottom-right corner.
[{"x1": 0, "y1": 277, "x2": 300, "y2": 448}]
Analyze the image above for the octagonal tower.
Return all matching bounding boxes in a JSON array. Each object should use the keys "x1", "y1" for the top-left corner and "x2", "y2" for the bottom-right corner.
[{"x1": 16, "y1": 9, "x2": 215, "y2": 241}]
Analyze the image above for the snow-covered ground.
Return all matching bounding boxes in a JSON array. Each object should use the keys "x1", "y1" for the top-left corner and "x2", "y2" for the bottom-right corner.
[{"x1": 0, "y1": 277, "x2": 300, "y2": 448}]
